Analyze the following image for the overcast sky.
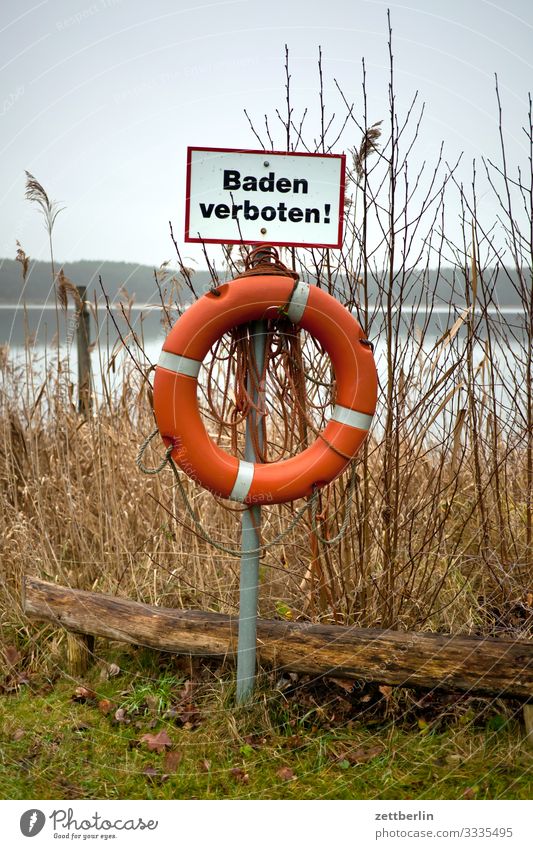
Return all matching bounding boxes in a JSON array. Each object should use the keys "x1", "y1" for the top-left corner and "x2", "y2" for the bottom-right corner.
[{"x1": 1, "y1": 0, "x2": 532, "y2": 268}]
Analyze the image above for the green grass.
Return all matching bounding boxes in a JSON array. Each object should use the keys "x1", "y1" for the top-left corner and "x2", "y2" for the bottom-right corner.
[{"x1": 0, "y1": 648, "x2": 531, "y2": 800}]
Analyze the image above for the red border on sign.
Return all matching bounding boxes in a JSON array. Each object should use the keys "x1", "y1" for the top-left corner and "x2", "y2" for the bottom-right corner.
[{"x1": 184, "y1": 146, "x2": 346, "y2": 249}]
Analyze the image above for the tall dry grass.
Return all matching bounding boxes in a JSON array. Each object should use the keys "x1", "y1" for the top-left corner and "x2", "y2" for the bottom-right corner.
[{"x1": 0, "y1": 276, "x2": 530, "y2": 651}]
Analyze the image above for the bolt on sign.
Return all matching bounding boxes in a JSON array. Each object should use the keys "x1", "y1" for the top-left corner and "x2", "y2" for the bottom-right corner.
[{"x1": 185, "y1": 147, "x2": 346, "y2": 248}]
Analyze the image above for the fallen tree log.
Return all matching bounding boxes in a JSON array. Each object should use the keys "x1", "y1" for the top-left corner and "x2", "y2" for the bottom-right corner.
[{"x1": 23, "y1": 576, "x2": 533, "y2": 698}]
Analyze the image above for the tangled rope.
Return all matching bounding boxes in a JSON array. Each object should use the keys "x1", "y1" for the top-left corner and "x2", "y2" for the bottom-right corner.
[
  {"x1": 137, "y1": 428, "x2": 357, "y2": 554},
  {"x1": 234, "y1": 245, "x2": 299, "y2": 281},
  {"x1": 136, "y1": 428, "x2": 174, "y2": 474},
  {"x1": 136, "y1": 429, "x2": 330, "y2": 556}
]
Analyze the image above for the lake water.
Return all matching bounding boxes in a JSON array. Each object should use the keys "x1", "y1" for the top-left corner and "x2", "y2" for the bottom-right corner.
[
  {"x1": 1, "y1": 303, "x2": 528, "y2": 416},
  {"x1": 1, "y1": 302, "x2": 526, "y2": 345}
]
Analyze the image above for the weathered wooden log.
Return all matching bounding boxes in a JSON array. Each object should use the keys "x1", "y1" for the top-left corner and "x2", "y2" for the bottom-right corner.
[{"x1": 23, "y1": 576, "x2": 533, "y2": 698}]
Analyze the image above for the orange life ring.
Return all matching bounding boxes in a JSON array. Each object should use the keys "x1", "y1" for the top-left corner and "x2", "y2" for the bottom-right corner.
[{"x1": 153, "y1": 274, "x2": 377, "y2": 504}]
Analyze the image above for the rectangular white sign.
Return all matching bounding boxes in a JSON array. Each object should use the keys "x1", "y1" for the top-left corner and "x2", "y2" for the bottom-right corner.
[{"x1": 185, "y1": 147, "x2": 345, "y2": 248}]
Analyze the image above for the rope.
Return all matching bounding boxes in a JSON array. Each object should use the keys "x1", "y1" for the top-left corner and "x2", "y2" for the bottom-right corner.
[
  {"x1": 234, "y1": 245, "x2": 299, "y2": 281},
  {"x1": 136, "y1": 428, "x2": 174, "y2": 474},
  {"x1": 168, "y1": 456, "x2": 319, "y2": 556},
  {"x1": 310, "y1": 463, "x2": 358, "y2": 545},
  {"x1": 136, "y1": 427, "x2": 324, "y2": 556},
  {"x1": 278, "y1": 275, "x2": 301, "y2": 319}
]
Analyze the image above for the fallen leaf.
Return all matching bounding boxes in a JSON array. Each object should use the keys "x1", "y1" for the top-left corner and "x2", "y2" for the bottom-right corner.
[
  {"x1": 379, "y1": 685, "x2": 393, "y2": 700},
  {"x1": 346, "y1": 745, "x2": 384, "y2": 764},
  {"x1": 144, "y1": 695, "x2": 159, "y2": 714},
  {"x1": 108, "y1": 663, "x2": 120, "y2": 677},
  {"x1": 98, "y1": 699, "x2": 113, "y2": 715},
  {"x1": 4, "y1": 645, "x2": 22, "y2": 666},
  {"x1": 143, "y1": 766, "x2": 159, "y2": 780},
  {"x1": 180, "y1": 680, "x2": 195, "y2": 701},
  {"x1": 140, "y1": 729, "x2": 172, "y2": 753},
  {"x1": 114, "y1": 708, "x2": 127, "y2": 723},
  {"x1": 163, "y1": 708, "x2": 179, "y2": 720},
  {"x1": 72, "y1": 722, "x2": 91, "y2": 733},
  {"x1": 331, "y1": 744, "x2": 384, "y2": 765},
  {"x1": 72, "y1": 686, "x2": 96, "y2": 703},
  {"x1": 463, "y1": 786, "x2": 479, "y2": 799},
  {"x1": 178, "y1": 703, "x2": 202, "y2": 728},
  {"x1": 229, "y1": 767, "x2": 249, "y2": 783},
  {"x1": 276, "y1": 766, "x2": 295, "y2": 781},
  {"x1": 329, "y1": 677, "x2": 354, "y2": 694},
  {"x1": 243, "y1": 734, "x2": 267, "y2": 748},
  {"x1": 163, "y1": 750, "x2": 182, "y2": 773},
  {"x1": 281, "y1": 734, "x2": 303, "y2": 750},
  {"x1": 275, "y1": 601, "x2": 293, "y2": 620}
]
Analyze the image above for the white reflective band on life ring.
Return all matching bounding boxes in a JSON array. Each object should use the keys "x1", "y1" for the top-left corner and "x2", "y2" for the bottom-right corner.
[
  {"x1": 158, "y1": 351, "x2": 202, "y2": 378},
  {"x1": 286, "y1": 281, "x2": 310, "y2": 324},
  {"x1": 331, "y1": 404, "x2": 373, "y2": 431},
  {"x1": 229, "y1": 460, "x2": 255, "y2": 502}
]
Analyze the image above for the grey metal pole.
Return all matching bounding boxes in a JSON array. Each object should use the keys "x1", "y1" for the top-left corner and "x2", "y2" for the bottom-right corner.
[{"x1": 236, "y1": 315, "x2": 267, "y2": 703}]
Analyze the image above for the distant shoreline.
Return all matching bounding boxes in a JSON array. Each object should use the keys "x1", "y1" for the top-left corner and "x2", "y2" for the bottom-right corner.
[{"x1": 0, "y1": 302, "x2": 168, "y2": 310}]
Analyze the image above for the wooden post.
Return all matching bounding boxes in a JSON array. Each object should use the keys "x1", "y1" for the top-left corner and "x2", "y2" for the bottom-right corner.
[
  {"x1": 524, "y1": 704, "x2": 533, "y2": 747},
  {"x1": 76, "y1": 285, "x2": 92, "y2": 417},
  {"x1": 66, "y1": 632, "x2": 95, "y2": 677},
  {"x1": 68, "y1": 285, "x2": 93, "y2": 672}
]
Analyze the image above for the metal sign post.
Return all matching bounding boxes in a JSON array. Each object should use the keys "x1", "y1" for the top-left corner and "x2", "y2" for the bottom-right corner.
[{"x1": 236, "y1": 314, "x2": 267, "y2": 703}]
